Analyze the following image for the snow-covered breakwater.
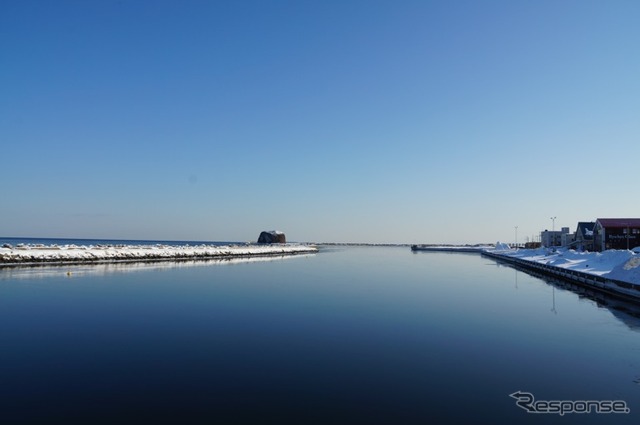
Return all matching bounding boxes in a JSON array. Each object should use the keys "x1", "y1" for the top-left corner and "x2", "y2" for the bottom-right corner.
[
  {"x1": 411, "y1": 245, "x2": 493, "y2": 253},
  {"x1": 482, "y1": 245, "x2": 640, "y2": 301},
  {"x1": 0, "y1": 243, "x2": 318, "y2": 266}
]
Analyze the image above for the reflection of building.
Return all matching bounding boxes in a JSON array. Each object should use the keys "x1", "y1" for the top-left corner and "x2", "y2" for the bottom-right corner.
[
  {"x1": 593, "y1": 218, "x2": 640, "y2": 251},
  {"x1": 574, "y1": 222, "x2": 595, "y2": 251},
  {"x1": 541, "y1": 227, "x2": 570, "y2": 247}
]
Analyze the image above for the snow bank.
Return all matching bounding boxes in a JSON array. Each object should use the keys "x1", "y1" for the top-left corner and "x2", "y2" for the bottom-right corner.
[
  {"x1": 494, "y1": 242, "x2": 512, "y2": 251},
  {"x1": 487, "y1": 247, "x2": 640, "y2": 285},
  {"x1": 0, "y1": 243, "x2": 318, "y2": 265},
  {"x1": 607, "y1": 257, "x2": 640, "y2": 282}
]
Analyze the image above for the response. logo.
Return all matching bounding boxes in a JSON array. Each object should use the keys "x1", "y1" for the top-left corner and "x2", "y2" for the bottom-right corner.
[{"x1": 510, "y1": 391, "x2": 630, "y2": 416}]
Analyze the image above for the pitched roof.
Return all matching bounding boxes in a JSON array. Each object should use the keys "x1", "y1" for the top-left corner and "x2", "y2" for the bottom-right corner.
[
  {"x1": 576, "y1": 222, "x2": 595, "y2": 238},
  {"x1": 596, "y1": 218, "x2": 640, "y2": 228}
]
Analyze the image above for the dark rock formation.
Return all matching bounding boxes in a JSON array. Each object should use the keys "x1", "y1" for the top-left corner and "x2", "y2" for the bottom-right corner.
[{"x1": 258, "y1": 231, "x2": 286, "y2": 244}]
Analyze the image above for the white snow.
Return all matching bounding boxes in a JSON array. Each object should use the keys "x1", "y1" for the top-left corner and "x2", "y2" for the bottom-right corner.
[
  {"x1": 0, "y1": 243, "x2": 318, "y2": 265},
  {"x1": 487, "y1": 243, "x2": 640, "y2": 285},
  {"x1": 494, "y1": 242, "x2": 512, "y2": 251}
]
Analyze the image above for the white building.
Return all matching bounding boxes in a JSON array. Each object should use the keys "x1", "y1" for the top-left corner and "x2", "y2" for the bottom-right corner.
[
  {"x1": 541, "y1": 227, "x2": 571, "y2": 247},
  {"x1": 561, "y1": 228, "x2": 575, "y2": 247}
]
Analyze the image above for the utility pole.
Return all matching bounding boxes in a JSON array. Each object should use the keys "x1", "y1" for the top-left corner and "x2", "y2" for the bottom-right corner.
[{"x1": 627, "y1": 226, "x2": 630, "y2": 250}]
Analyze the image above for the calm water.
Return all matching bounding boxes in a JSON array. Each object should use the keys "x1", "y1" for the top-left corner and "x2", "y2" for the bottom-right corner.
[{"x1": 1, "y1": 245, "x2": 640, "y2": 424}]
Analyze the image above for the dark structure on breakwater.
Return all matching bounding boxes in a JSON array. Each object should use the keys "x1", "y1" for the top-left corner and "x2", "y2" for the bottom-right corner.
[{"x1": 257, "y1": 231, "x2": 286, "y2": 244}]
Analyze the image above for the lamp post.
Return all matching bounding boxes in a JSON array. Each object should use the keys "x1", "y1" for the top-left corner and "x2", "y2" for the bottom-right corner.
[
  {"x1": 550, "y1": 216, "x2": 557, "y2": 246},
  {"x1": 515, "y1": 226, "x2": 518, "y2": 249},
  {"x1": 627, "y1": 225, "x2": 630, "y2": 250}
]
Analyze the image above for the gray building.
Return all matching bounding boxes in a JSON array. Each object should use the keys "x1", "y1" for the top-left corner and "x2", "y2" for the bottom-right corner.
[{"x1": 541, "y1": 227, "x2": 570, "y2": 248}]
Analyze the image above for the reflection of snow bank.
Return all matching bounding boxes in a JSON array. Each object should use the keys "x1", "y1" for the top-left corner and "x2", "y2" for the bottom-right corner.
[
  {"x1": 486, "y1": 246, "x2": 640, "y2": 285},
  {"x1": 0, "y1": 243, "x2": 318, "y2": 265},
  {"x1": 0, "y1": 253, "x2": 316, "y2": 280}
]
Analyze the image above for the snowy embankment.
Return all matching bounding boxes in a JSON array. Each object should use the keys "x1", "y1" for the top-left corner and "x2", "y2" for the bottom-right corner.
[
  {"x1": 0, "y1": 243, "x2": 318, "y2": 266},
  {"x1": 486, "y1": 243, "x2": 640, "y2": 286},
  {"x1": 411, "y1": 244, "x2": 494, "y2": 252}
]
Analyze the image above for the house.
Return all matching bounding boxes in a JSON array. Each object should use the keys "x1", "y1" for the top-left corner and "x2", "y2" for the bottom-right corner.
[
  {"x1": 574, "y1": 222, "x2": 595, "y2": 251},
  {"x1": 593, "y1": 218, "x2": 640, "y2": 251}
]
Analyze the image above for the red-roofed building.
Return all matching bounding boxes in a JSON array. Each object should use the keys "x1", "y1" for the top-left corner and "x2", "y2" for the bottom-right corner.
[{"x1": 593, "y1": 218, "x2": 640, "y2": 251}]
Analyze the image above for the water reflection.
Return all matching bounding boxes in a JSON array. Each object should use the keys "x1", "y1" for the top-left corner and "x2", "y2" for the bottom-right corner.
[
  {"x1": 0, "y1": 253, "x2": 316, "y2": 280},
  {"x1": 508, "y1": 261, "x2": 640, "y2": 331},
  {"x1": 546, "y1": 278, "x2": 640, "y2": 331},
  {"x1": 2, "y1": 246, "x2": 639, "y2": 423}
]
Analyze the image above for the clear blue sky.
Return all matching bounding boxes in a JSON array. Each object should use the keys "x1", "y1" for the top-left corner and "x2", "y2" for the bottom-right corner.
[{"x1": 2, "y1": 0, "x2": 639, "y2": 244}]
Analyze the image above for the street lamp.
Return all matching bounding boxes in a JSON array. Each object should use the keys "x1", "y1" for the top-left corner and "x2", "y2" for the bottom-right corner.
[
  {"x1": 515, "y1": 226, "x2": 518, "y2": 249},
  {"x1": 550, "y1": 216, "x2": 557, "y2": 246},
  {"x1": 619, "y1": 222, "x2": 631, "y2": 250}
]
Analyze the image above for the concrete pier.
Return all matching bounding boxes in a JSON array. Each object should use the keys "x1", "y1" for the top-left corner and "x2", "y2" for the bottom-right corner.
[{"x1": 482, "y1": 250, "x2": 640, "y2": 303}]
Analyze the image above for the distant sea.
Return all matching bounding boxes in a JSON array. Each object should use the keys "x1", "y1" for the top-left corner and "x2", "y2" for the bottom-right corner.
[{"x1": 0, "y1": 236, "x2": 243, "y2": 247}]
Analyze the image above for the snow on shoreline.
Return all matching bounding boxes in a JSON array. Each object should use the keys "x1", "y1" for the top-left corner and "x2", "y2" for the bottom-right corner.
[
  {"x1": 0, "y1": 243, "x2": 318, "y2": 265},
  {"x1": 487, "y1": 244, "x2": 640, "y2": 285}
]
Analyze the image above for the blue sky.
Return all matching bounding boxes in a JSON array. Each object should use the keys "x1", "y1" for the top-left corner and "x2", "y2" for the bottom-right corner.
[{"x1": 1, "y1": 0, "x2": 639, "y2": 244}]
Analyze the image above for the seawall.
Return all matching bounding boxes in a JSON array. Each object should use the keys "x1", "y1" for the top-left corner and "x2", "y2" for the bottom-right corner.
[{"x1": 482, "y1": 250, "x2": 640, "y2": 303}]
